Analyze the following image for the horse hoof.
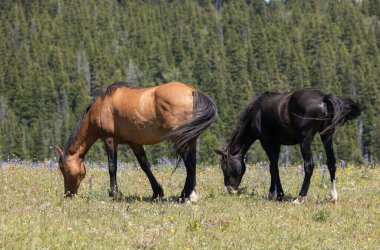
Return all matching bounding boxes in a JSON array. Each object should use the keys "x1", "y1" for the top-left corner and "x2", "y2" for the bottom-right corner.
[
  {"x1": 178, "y1": 189, "x2": 198, "y2": 204},
  {"x1": 152, "y1": 189, "x2": 164, "y2": 199},
  {"x1": 276, "y1": 194, "x2": 284, "y2": 202},
  {"x1": 151, "y1": 196, "x2": 162, "y2": 202},
  {"x1": 268, "y1": 191, "x2": 277, "y2": 201},
  {"x1": 108, "y1": 190, "x2": 117, "y2": 197},
  {"x1": 152, "y1": 193, "x2": 164, "y2": 202},
  {"x1": 292, "y1": 196, "x2": 307, "y2": 204},
  {"x1": 109, "y1": 189, "x2": 123, "y2": 199},
  {"x1": 225, "y1": 186, "x2": 238, "y2": 195},
  {"x1": 188, "y1": 189, "x2": 198, "y2": 203},
  {"x1": 326, "y1": 193, "x2": 338, "y2": 204}
]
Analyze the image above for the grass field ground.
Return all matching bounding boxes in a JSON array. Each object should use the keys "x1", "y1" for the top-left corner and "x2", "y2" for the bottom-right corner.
[{"x1": 0, "y1": 161, "x2": 379, "y2": 249}]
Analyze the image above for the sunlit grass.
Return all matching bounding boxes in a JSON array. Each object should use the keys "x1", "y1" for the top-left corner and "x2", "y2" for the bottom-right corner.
[{"x1": 0, "y1": 162, "x2": 379, "y2": 249}]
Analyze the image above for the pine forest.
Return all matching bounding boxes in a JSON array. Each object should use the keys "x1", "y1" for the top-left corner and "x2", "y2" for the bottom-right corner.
[{"x1": 0, "y1": 0, "x2": 379, "y2": 165}]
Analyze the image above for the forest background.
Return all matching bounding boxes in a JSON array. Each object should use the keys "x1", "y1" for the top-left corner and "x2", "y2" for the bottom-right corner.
[{"x1": 0, "y1": 0, "x2": 379, "y2": 165}]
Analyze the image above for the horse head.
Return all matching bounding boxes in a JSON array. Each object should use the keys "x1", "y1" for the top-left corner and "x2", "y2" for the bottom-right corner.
[
  {"x1": 56, "y1": 146, "x2": 86, "y2": 197},
  {"x1": 214, "y1": 149, "x2": 246, "y2": 194}
]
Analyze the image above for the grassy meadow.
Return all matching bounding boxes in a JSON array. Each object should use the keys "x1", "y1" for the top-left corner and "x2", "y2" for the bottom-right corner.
[{"x1": 0, "y1": 161, "x2": 379, "y2": 249}]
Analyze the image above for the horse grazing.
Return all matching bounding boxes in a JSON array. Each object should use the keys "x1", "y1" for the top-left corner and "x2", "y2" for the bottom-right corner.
[
  {"x1": 56, "y1": 82, "x2": 217, "y2": 202},
  {"x1": 215, "y1": 88, "x2": 361, "y2": 204}
]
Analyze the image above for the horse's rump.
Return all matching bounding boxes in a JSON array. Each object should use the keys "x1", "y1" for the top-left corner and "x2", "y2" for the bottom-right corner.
[{"x1": 166, "y1": 91, "x2": 217, "y2": 157}]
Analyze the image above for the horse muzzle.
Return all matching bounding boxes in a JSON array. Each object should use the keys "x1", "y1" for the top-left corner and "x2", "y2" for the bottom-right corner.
[
  {"x1": 65, "y1": 190, "x2": 77, "y2": 198},
  {"x1": 225, "y1": 185, "x2": 238, "y2": 194}
]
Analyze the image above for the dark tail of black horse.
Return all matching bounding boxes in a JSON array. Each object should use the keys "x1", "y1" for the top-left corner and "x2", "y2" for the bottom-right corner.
[
  {"x1": 167, "y1": 91, "x2": 218, "y2": 158},
  {"x1": 321, "y1": 94, "x2": 361, "y2": 136}
]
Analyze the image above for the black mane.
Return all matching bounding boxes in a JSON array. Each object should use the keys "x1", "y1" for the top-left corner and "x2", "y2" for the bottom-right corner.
[
  {"x1": 64, "y1": 102, "x2": 94, "y2": 154},
  {"x1": 228, "y1": 92, "x2": 279, "y2": 150}
]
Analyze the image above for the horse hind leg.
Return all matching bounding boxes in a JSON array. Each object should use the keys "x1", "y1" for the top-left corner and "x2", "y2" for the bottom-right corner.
[
  {"x1": 179, "y1": 141, "x2": 198, "y2": 203},
  {"x1": 130, "y1": 144, "x2": 164, "y2": 200},
  {"x1": 321, "y1": 134, "x2": 338, "y2": 203},
  {"x1": 294, "y1": 138, "x2": 315, "y2": 204}
]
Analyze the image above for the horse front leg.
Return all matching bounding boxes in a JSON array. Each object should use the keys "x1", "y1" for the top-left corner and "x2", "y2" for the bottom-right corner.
[
  {"x1": 179, "y1": 143, "x2": 198, "y2": 203},
  {"x1": 321, "y1": 134, "x2": 338, "y2": 203},
  {"x1": 261, "y1": 141, "x2": 284, "y2": 201},
  {"x1": 105, "y1": 138, "x2": 119, "y2": 197},
  {"x1": 130, "y1": 144, "x2": 164, "y2": 200},
  {"x1": 294, "y1": 139, "x2": 314, "y2": 204}
]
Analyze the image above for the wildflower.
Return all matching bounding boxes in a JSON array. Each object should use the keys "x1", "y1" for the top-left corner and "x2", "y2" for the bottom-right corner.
[
  {"x1": 48, "y1": 159, "x2": 55, "y2": 168},
  {"x1": 168, "y1": 216, "x2": 174, "y2": 223},
  {"x1": 369, "y1": 155, "x2": 374, "y2": 165},
  {"x1": 341, "y1": 160, "x2": 346, "y2": 169},
  {"x1": 322, "y1": 164, "x2": 327, "y2": 174},
  {"x1": 220, "y1": 221, "x2": 229, "y2": 232}
]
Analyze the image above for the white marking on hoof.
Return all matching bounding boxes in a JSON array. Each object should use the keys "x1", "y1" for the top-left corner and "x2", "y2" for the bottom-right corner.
[
  {"x1": 230, "y1": 189, "x2": 238, "y2": 195},
  {"x1": 188, "y1": 190, "x2": 198, "y2": 203},
  {"x1": 327, "y1": 181, "x2": 338, "y2": 203},
  {"x1": 292, "y1": 196, "x2": 307, "y2": 204},
  {"x1": 225, "y1": 186, "x2": 238, "y2": 195},
  {"x1": 268, "y1": 189, "x2": 278, "y2": 201}
]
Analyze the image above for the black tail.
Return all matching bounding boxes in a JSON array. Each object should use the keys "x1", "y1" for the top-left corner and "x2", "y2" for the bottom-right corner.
[
  {"x1": 166, "y1": 91, "x2": 217, "y2": 158},
  {"x1": 320, "y1": 94, "x2": 352, "y2": 136}
]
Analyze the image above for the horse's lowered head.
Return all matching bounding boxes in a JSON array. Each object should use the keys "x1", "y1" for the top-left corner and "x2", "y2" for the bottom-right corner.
[
  {"x1": 56, "y1": 146, "x2": 86, "y2": 197},
  {"x1": 214, "y1": 149, "x2": 246, "y2": 194}
]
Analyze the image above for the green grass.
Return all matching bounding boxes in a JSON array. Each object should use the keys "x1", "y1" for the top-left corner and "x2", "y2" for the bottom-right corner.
[{"x1": 0, "y1": 163, "x2": 379, "y2": 249}]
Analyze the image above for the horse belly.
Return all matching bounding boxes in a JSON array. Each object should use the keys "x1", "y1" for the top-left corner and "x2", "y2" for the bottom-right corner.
[
  {"x1": 275, "y1": 128, "x2": 299, "y2": 145},
  {"x1": 112, "y1": 114, "x2": 169, "y2": 145}
]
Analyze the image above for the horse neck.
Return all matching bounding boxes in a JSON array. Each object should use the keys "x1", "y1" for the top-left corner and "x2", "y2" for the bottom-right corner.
[
  {"x1": 227, "y1": 123, "x2": 255, "y2": 158},
  {"x1": 64, "y1": 113, "x2": 98, "y2": 161}
]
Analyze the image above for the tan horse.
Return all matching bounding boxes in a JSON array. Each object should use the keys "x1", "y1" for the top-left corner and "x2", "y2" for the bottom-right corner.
[{"x1": 56, "y1": 82, "x2": 217, "y2": 202}]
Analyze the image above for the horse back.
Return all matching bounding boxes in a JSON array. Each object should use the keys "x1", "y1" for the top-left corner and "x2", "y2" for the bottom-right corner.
[
  {"x1": 256, "y1": 90, "x2": 326, "y2": 144},
  {"x1": 90, "y1": 82, "x2": 195, "y2": 145}
]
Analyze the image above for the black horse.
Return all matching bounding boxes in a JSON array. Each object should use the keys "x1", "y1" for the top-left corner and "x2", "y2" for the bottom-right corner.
[{"x1": 215, "y1": 89, "x2": 361, "y2": 203}]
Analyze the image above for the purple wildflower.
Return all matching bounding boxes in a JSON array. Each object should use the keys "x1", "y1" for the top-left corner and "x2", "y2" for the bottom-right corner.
[
  {"x1": 322, "y1": 164, "x2": 327, "y2": 174},
  {"x1": 341, "y1": 160, "x2": 346, "y2": 169},
  {"x1": 10, "y1": 157, "x2": 19, "y2": 165},
  {"x1": 369, "y1": 155, "x2": 374, "y2": 165},
  {"x1": 48, "y1": 159, "x2": 55, "y2": 168}
]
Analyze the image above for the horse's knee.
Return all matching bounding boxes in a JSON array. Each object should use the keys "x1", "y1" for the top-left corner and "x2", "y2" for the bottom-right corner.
[
  {"x1": 327, "y1": 158, "x2": 336, "y2": 166},
  {"x1": 304, "y1": 164, "x2": 314, "y2": 178}
]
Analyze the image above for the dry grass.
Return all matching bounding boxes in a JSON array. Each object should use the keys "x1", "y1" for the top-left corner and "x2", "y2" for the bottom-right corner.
[{"x1": 0, "y1": 162, "x2": 379, "y2": 249}]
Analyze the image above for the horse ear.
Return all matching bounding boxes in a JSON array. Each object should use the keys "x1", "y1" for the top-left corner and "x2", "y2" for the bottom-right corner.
[
  {"x1": 55, "y1": 145, "x2": 63, "y2": 158},
  {"x1": 214, "y1": 149, "x2": 224, "y2": 156}
]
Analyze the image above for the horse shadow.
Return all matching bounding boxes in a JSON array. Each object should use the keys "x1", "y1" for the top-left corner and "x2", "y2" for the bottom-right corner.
[
  {"x1": 82, "y1": 190, "x2": 185, "y2": 204},
  {"x1": 112, "y1": 194, "x2": 181, "y2": 204}
]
